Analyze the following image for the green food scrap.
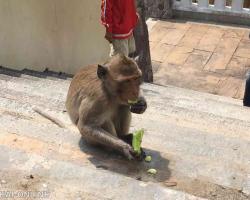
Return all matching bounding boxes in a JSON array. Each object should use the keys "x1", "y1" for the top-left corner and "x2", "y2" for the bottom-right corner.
[
  {"x1": 147, "y1": 168, "x2": 157, "y2": 175},
  {"x1": 145, "y1": 155, "x2": 152, "y2": 162},
  {"x1": 128, "y1": 99, "x2": 138, "y2": 104},
  {"x1": 132, "y1": 129, "x2": 144, "y2": 155}
]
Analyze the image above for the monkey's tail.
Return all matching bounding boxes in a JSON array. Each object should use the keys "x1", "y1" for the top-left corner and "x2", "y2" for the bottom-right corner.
[{"x1": 33, "y1": 107, "x2": 66, "y2": 129}]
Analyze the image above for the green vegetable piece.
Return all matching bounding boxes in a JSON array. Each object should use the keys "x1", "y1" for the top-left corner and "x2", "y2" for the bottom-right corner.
[
  {"x1": 145, "y1": 155, "x2": 152, "y2": 162},
  {"x1": 128, "y1": 99, "x2": 138, "y2": 104},
  {"x1": 132, "y1": 129, "x2": 144, "y2": 155},
  {"x1": 147, "y1": 168, "x2": 157, "y2": 175}
]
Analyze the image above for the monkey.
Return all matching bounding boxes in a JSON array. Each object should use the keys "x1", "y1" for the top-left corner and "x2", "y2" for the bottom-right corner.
[{"x1": 65, "y1": 54, "x2": 147, "y2": 160}]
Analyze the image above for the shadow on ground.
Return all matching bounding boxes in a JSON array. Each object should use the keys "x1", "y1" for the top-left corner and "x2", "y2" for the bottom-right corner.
[
  {"x1": 0, "y1": 66, "x2": 73, "y2": 80},
  {"x1": 79, "y1": 137, "x2": 171, "y2": 183}
]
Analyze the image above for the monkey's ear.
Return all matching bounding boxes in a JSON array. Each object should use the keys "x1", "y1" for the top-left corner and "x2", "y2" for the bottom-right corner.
[{"x1": 97, "y1": 65, "x2": 108, "y2": 79}]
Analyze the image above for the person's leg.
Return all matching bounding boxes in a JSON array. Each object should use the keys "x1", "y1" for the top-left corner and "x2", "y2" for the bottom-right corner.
[
  {"x1": 128, "y1": 34, "x2": 137, "y2": 58},
  {"x1": 243, "y1": 71, "x2": 250, "y2": 107},
  {"x1": 110, "y1": 39, "x2": 129, "y2": 57}
]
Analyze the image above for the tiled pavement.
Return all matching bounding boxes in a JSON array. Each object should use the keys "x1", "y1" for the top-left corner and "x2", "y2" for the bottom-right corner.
[{"x1": 148, "y1": 19, "x2": 250, "y2": 99}]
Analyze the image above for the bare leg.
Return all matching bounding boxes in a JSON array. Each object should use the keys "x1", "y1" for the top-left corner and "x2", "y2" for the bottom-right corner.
[
  {"x1": 102, "y1": 120, "x2": 117, "y2": 137},
  {"x1": 243, "y1": 72, "x2": 250, "y2": 107}
]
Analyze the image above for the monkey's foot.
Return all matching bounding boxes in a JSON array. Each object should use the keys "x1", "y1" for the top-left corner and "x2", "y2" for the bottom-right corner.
[
  {"x1": 122, "y1": 144, "x2": 135, "y2": 160},
  {"x1": 133, "y1": 148, "x2": 146, "y2": 161}
]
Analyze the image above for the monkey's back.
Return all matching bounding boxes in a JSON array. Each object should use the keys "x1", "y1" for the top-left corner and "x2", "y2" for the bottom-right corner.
[
  {"x1": 65, "y1": 64, "x2": 104, "y2": 124},
  {"x1": 68, "y1": 65, "x2": 102, "y2": 96}
]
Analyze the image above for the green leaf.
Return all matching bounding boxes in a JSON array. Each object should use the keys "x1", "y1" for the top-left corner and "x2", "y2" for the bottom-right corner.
[
  {"x1": 132, "y1": 129, "x2": 144, "y2": 155},
  {"x1": 128, "y1": 99, "x2": 138, "y2": 104}
]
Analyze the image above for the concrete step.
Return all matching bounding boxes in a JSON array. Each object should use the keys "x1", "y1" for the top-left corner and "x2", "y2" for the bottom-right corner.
[
  {"x1": 141, "y1": 84, "x2": 250, "y2": 141},
  {"x1": 0, "y1": 145, "x2": 204, "y2": 200},
  {"x1": 0, "y1": 68, "x2": 244, "y2": 110},
  {"x1": 0, "y1": 68, "x2": 242, "y2": 106},
  {"x1": 1, "y1": 110, "x2": 250, "y2": 172},
  {"x1": 0, "y1": 74, "x2": 69, "y2": 102},
  {"x1": 0, "y1": 72, "x2": 249, "y2": 141},
  {"x1": 0, "y1": 67, "x2": 72, "y2": 82},
  {"x1": 0, "y1": 69, "x2": 250, "y2": 199},
  {"x1": 0, "y1": 104, "x2": 249, "y2": 199},
  {"x1": 142, "y1": 84, "x2": 248, "y2": 121}
]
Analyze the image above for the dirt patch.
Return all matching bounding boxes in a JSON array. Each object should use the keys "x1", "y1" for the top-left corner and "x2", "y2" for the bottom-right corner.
[
  {"x1": 161, "y1": 177, "x2": 250, "y2": 200},
  {"x1": 0, "y1": 170, "x2": 50, "y2": 200}
]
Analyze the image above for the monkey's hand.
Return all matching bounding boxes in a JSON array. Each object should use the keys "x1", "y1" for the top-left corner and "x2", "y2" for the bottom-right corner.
[
  {"x1": 122, "y1": 144, "x2": 146, "y2": 161},
  {"x1": 130, "y1": 97, "x2": 147, "y2": 114},
  {"x1": 135, "y1": 148, "x2": 146, "y2": 161},
  {"x1": 120, "y1": 134, "x2": 146, "y2": 161},
  {"x1": 122, "y1": 144, "x2": 136, "y2": 160}
]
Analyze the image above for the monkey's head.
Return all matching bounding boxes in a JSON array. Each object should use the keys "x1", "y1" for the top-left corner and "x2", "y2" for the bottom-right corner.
[{"x1": 97, "y1": 54, "x2": 142, "y2": 104}]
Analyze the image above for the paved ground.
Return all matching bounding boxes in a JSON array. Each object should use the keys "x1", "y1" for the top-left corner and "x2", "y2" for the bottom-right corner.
[
  {"x1": 148, "y1": 19, "x2": 250, "y2": 100},
  {"x1": 0, "y1": 68, "x2": 250, "y2": 199}
]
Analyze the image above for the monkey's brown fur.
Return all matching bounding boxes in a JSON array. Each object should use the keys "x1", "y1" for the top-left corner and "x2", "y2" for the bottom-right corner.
[{"x1": 66, "y1": 54, "x2": 147, "y2": 160}]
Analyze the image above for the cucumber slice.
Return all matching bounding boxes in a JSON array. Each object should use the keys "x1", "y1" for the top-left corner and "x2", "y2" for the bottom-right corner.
[
  {"x1": 128, "y1": 99, "x2": 138, "y2": 104},
  {"x1": 145, "y1": 155, "x2": 152, "y2": 162},
  {"x1": 147, "y1": 168, "x2": 157, "y2": 175}
]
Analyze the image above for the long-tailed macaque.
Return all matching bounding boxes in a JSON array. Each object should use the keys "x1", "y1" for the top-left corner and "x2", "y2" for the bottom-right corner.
[{"x1": 66, "y1": 54, "x2": 147, "y2": 160}]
